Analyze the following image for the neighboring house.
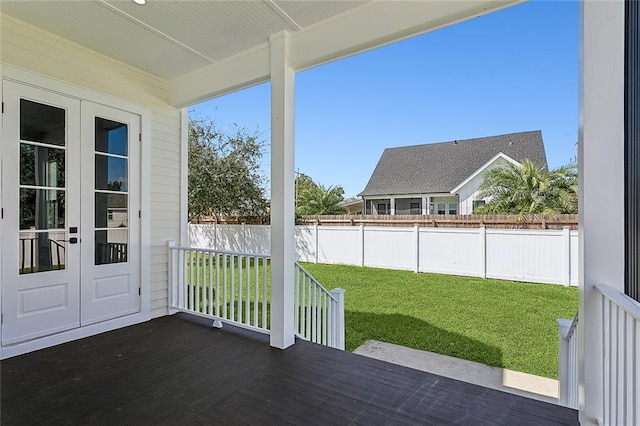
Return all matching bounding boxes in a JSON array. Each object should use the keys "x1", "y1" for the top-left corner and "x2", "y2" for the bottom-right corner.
[
  {"x1": 359, "y1": 131, "x2": 547, "y2": 215},
  {"x1": 0, "y1": 2, "x2": 637, "y2": 425},
  {"x1": 338, "y1": 197, "x2": 363, "y2": 215}
]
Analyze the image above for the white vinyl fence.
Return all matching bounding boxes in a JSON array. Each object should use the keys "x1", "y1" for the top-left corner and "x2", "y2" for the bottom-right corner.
[{"x1": 189, "y1": 224, "x2": 579, "y2": 286}]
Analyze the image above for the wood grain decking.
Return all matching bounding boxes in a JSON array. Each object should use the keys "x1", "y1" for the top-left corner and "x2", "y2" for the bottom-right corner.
[{"x1": 1, "y1": 313, "x2": 578, "y2": 425}]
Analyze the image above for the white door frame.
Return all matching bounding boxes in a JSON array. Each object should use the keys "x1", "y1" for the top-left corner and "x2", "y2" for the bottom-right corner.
[{"x1": 0, "y1": 65, "x2": 152, "y2": 359}]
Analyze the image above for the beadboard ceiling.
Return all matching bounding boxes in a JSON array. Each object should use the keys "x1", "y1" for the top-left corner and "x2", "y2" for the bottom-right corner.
[{"x1": 1, "y1": 0, "x2": 368, "y2": 80}]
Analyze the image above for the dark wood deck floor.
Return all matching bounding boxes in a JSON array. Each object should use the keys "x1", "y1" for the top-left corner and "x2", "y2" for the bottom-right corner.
[{"x1": 1, "y1": 313, "x2": 578, "y2": 425}]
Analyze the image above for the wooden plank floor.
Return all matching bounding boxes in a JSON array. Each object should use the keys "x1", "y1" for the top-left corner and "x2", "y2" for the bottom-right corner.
[{"x1": 1, "y1": 314, "x2": 578, "y2": 425}]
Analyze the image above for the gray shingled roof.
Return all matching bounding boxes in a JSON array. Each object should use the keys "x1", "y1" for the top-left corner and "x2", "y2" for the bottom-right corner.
[{"x1": 359, "y1": 130, "x2": 547, "y2": 196}]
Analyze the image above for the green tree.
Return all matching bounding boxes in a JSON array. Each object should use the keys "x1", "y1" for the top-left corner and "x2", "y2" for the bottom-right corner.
[
  {"x1": 296, "y1": 183, "x2": 348, "y2": 216},
  {"x1": 188, "y1": 117, "x2": 268, "y2": 222},
  {"x1": 474, "y1": 159, "x2": 577, "y2": 216}
]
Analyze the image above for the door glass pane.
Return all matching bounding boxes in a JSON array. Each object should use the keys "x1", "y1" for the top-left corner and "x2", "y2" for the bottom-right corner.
[
  {"x1": 95, "y1": 193, "x2": 128, "y2": 228},
  {"x1": 19, "y1": 230, "x2": 66, "y2": 274},
  {"x1": 20, "y1": 143, "x2": 65, "y2": 187},
  {"x1": 95, "y1": 155, "x2": 128, "y2": 192},
  {"x1": 95, "y1": 230, "x2": 128, "y2": 265},
  {"x1": 95, "y1": 117, "x2": 129, "y2": 265},
  {"x1": 20, "y1": 189, "x2": 65, "y2": 230},
  {"x1": 95, "y1": 117, "x2": 128, "y2": 156},
  {"x1": 20, "y1": 99, "x2": 65, "y2": 146}
]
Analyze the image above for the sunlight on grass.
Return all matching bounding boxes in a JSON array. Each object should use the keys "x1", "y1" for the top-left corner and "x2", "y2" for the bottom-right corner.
[{"x1": 300, "y1": 263, "x2": 578, "y2": 379}]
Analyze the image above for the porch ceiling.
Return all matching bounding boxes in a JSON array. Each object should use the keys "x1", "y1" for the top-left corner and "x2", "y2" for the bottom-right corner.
[{"x1": 1, "y1": 0, "x2": 524, "y2": 107}]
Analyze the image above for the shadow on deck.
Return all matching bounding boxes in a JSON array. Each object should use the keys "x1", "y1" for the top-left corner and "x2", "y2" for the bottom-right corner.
[{"x1": 1, "y1": 313, "x2": 578, "y2": 425}]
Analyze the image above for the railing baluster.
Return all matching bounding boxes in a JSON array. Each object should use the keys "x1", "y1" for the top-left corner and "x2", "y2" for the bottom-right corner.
[
  {"x1": 262, "y1": 257, "x2": 267, "y2": 329},
  {"x1": 254, "y1": 256, "x2": 259, "y2": 327},
  {"x1": 230, "y1": 255, "x2": 235, "y2": 322},
  {"x1": 208, "y1": 252, "x2": 213, "y2": 315},
  {"x1": 237, "y1": 255, "x2": 243, "y2": 323},
  {"x1": 223, "y1": 254, "x2": 228, "y2": 320},
  {"x1": 246, "y1": 255, "x2": 250, "y2": 325},
  {"x1": 215, "y1": 254, "x2": 220, "y2": 318}
]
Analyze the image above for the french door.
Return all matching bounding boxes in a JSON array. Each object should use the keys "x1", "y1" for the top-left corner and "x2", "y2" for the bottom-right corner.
[{"x1": 1, "y1": 81, "x2": 140, "y2": 345}]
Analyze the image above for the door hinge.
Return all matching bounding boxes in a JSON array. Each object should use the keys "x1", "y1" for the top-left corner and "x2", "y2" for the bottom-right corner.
[
  {"x1": 1, "y1": 102, "x2": 4, "y2": 113},
  {"x1": 1, "y1": 313, "x2": 3, "y2": 325},
  {"x1": 138, "y1": 287, "x2": 141, "y2": 296},
  {"x1": 139, "y1": 210, "x2": 141, "y2": 219},
  {"x1": 1, "y1": 208, "x2": 3, "y2": 219},
  {"x1": 139, "y1": 133, "x2": 142, "y2": 142}
]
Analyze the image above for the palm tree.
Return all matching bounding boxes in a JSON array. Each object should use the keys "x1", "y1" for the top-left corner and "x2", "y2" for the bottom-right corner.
[
  {"x1": 474, "y1": 159, "x2": 577, "y2": 216},
  {"x1": 296, "y1": 184, "x2": 348, "y2": 216}
]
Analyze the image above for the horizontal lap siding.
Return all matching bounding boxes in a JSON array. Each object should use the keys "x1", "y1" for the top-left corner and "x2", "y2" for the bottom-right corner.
[{"x1": 2, "y1": 15, "x2": 182, "y2": 319}]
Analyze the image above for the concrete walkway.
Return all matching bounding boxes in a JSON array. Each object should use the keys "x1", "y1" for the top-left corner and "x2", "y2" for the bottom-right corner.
[{"x1": 353, "y1": 340, "x2": 558, "y2": 405}]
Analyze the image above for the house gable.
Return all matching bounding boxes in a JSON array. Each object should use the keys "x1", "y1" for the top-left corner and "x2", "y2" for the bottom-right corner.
[{"x1": 359, "y1": 130, "x2": 548, "y2": 197}]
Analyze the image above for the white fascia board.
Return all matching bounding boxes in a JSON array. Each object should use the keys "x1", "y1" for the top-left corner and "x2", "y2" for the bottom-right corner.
[
  {"x1": 449, "y1": 152, "x2": 521, "y2": 194},
  {"x1": 363, "y1": 193, "x2": 453, "y2": 199},
  {"x1": 170, "y1": 0, "x2": 524, "y2": 108},
  {"x1": 289, "y1": 0, "x2": 524, "y2": 72},
  {"x1": 170, "y1": 43, "x2": 271, "y2": 108}
]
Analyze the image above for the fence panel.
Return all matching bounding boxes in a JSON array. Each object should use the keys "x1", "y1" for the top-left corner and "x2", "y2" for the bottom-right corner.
[
  {"x1": 486, "y1": 229, "x2": 567, "y2": 284},
  {"x1": 316, "y1": 226, "x2": 361, "y2": 265},
  {"x1": 418, "y1": 228, "x2": 482, "y2": 276},
  {"x1": 189, "y1": 224, "x2": 579, "y2": 286},
  {"x1": 362, "y1": 227, "x2": 414, "y2": 270}
]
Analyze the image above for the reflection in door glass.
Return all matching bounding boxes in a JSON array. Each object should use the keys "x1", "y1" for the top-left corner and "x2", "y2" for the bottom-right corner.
[
  {"x1": 19, "y1": 230, "x2": 66, "y2": 274},
  {"x1": 20, "y1": 99, "x2": 65, "y2": 146},
  {"x1": 20, "y1": 144, "x2": 65, "y2": 187},
  {"x1": 20, "y1": 189, "x2": 65, "y2": 230},
  {"x1": 95, "y1": 117, "x2": 129, "y2": 265},
  {"x1": 95, "y1": 229, "x2": 128, "y2": 265}
]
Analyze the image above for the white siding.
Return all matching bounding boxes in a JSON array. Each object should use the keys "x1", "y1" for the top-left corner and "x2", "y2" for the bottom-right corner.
[
  {"x1": 456, "y1": 156, "x2": 512, "y2": 214},
  {"x1": 1, "y1": 15, "x2": 182, "y2": 319}
]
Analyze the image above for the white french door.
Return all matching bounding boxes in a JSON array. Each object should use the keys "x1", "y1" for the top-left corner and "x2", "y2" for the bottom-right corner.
[{"x1": 1, "y1": 81, "x2": 140, "y2": 345}]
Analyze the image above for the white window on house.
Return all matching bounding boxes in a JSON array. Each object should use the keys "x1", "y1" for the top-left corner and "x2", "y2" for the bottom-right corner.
[
  {"x1": 437, "y1": 203, "x2": 446, "y2": 215},
  {"x1": 472, "y1": 200, "x2": 486, "y2": 213},
  {"x1": 410, "y1": 202, "x2": 420, "y2": 214},
  {"x1": 448, "y1": 204, "x2": 457, "y2": 215}
]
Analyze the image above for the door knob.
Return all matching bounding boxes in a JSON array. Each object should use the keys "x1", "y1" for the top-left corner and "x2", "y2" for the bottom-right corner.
[{"x1": 63, "y1": 237, "x2": 78, "y2": 244}]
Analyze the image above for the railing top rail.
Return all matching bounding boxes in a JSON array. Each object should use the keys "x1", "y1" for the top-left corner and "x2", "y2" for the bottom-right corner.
[
  {"x1": 557, "y1": 312, "x2": 578, "y2": 340},
  {"x1": 169, "y1": 245, "x2": 270, "y2": 258},
  {"x1": 595, "y1": 284, "x2": 640, "y2": 321},
  {"x1": 295, "y1": 262, "x2": 337, "y2": 301}
]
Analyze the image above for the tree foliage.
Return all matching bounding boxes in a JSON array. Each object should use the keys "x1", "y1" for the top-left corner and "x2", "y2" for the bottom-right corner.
[
  {"x1": 295, "y1": 175, "x2": 347, "y2": 216},
  {"x1": 188, "y1": 117, "x2": 268, "y2": 222},
  {"x1": 474, "y1": 159, "x2": 578, "y2": 217}
]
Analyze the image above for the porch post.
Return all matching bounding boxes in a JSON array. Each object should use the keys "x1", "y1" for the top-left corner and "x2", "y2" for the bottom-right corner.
[
  {"x1": 579, "y1": 2, "x2": 625, "y2": 424},
  {"x1": 269, "y1": 31, "x2": 296, "y2": 349},
  {"x1": 421, "y1": 196, "x2": 427, "y2": 216},
  {"x1": 390, "y1": 197, "x2": 395, "y2": 215}
]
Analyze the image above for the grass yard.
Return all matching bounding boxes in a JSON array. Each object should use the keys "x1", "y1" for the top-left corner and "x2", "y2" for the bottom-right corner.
[{"x1": 300, "y1": 263, "x2": 578, "y2": 379}]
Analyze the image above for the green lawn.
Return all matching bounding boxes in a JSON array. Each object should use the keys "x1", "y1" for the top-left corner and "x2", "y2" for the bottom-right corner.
[{"x1": 300, "y1": 263, "x2": 578, "y2": 379}]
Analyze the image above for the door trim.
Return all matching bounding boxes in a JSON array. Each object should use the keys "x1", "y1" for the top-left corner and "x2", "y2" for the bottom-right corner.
[{"x1": 0, "y1": 65, "x2": 152, "y2": 358}]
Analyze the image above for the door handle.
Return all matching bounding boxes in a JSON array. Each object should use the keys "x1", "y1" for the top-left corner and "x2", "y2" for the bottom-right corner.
[{"x1": 63, "y1": 237, "x2": 79, "y2": 244}]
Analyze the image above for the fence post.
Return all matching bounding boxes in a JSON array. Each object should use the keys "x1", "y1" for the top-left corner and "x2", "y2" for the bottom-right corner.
[
  {"x1": 562, "y1": 226, "x2": 571, "y2": 286},
  {"x1": 167, "y1": 241, "x2": 177, "y2": 314},
  {"x1": 557, "y1": 318, "x2": 572, "y2": 406},
  {"x1": 479, "y1": 225, "x2": 487, "y2": 278},
  {"x1": 314, "y1": 222, "x2": 319, "y2": 264},
  {"x1": 414, "y1": 223, "x2": 420, "y2": 273},
  {"x1": 330, "y1": 288, "x2": 346, "y2": 350},
  {"x1": 360, "y1": 224, "x2": 365, "y2": 267}
]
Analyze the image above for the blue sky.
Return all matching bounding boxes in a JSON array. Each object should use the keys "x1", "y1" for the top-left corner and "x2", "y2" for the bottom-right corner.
[{"x1": 193, "y1": 0, "x2": 578, "y2": 199}]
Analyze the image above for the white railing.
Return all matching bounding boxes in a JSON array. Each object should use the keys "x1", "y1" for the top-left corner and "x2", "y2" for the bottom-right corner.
[
  {"x1": 167, "y1": 242, "x2": 345, "y2": 349},
  {"x1": 294, "y1": 262, "x2": 345, "y2": 350},
  {"x1": 168, "y1": 243, "x2": 270, "y2": 334},
  {"x1": 557, "y1": 313, "x2": 579, "y2": 409},
  {"x1": 594, "y1": 284, "x2": 640, "y2": 426}
]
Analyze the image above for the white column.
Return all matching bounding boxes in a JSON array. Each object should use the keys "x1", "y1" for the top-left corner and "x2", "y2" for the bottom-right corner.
[
  {"x1": 579, "y1": 2, "x2": 625, "y2": 424},
  {"x1": 390, "y1": 197, "x2": 395, "y2": 215},
  {"x1": 269, "y1": 31, "x2": 295, "y2": 350},
  {"x1": 421, "y1": 196, "x2": 427, "y2": 216},
  {"x1": 426, "y1": 196, "x2": 432, "y2": 215}
]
